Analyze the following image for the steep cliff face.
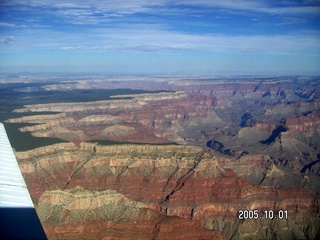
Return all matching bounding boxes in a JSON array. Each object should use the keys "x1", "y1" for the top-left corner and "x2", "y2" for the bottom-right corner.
[
  {"x1": 7, "y1": 91, "x2": 200, "y2": 144},
  {"x1": 7, "y1": 77, "x2": 320, "y2": 239},
  {"x1": 37, "y1": 186, "x2": 224, "y2": 240},
  {"x1": 7, "y1": 78, "x2": 320, "y2": 152},
  {"x1": 17, "y1": 143, "x2": 320, "y2": 239}
]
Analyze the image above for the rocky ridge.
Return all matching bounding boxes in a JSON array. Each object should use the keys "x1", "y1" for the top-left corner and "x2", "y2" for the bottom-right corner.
[
  {"x1": 6, "y1": 77, "x2": 320, "y2": 239},
  {"x1": 9, "y1": 79, "x2": 320, "y2": 190},
  {"x1": 17, "y1": 143, "x2": 320, "y2": 239}
]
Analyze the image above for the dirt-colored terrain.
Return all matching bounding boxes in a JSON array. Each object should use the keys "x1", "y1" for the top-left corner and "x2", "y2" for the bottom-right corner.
[
  {"x1": 4, "y1": 76, "x2": 320, "y2": 239},
  {"x1": 15, "y1": 143, "x2": 318, "y2": 239}
]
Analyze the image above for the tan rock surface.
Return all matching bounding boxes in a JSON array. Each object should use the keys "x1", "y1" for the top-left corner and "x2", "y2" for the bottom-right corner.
[{"x1": 16, "y1": 143, "x2": 319, "y2": 239}]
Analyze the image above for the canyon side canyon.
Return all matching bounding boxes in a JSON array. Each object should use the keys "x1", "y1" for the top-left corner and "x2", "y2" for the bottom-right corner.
[{"x1": 2, "y1": 76, "x2": 320, "y2": 239}]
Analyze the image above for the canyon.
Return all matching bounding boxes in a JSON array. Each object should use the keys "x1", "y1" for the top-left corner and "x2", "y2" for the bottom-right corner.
[{"x1": 2, "y1": 76, "x2": 320, "y2": 239}]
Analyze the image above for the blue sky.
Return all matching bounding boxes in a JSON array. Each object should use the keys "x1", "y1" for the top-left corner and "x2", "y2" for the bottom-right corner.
[{"x1": 0, "y1": 0, "x2": 319, "y2": 75}]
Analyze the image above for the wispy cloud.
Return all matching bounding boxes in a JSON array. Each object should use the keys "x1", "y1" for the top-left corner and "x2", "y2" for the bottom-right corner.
[
  {"x1": 22, "y1": 25, "x2": 318, "y2": 56},
  {"x1": 60, "y1": 46, "x2": 81, "y2": 50},
  {"x1": 0, "y1": 36, "x2": 14, "y2": 44},
  {"x1": 182, "y1": 0, "x2": 320, "y2": 15},
  {"x1": 1, "y1": 0, "x2": 319, "y2": 52},
  {"x1": 4, "y1": 0, "x2": 319, "y2": 26},
  {"x1": 0, "y1": 22, "x2": 16, "y2": 27},
  {"x1": 277, "y1": 17, "x2": 308, "y2": 25},
  {"x1": 3, "y1": 15, "x2": 319, "y2": 56},
  {"x1": 1, "y1": 0, "x2": 319, "y2": 74}
]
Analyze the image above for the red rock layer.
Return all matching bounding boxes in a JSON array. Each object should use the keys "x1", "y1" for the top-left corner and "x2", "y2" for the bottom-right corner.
[
  {"x1": 286, "y1": 116, "x2": 320, "y2": 132},
  {"x1": 17, "y1": 143, "x2": 319, "y2": 239},
  {"x1": 43, "y1": 210, "x2": 224, "y2": 240}
]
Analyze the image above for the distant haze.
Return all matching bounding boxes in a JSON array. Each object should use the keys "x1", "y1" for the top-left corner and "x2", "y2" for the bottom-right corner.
[{"x1": 0, "y1": 0, "x2": 319, "y2": 75}]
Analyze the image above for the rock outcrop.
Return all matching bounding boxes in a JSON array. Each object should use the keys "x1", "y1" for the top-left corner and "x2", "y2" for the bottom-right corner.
[
  {"x1": 17, "y1": 143, "x2": 320, "y2": 239},
  {"x1": 37, "y1": 186, "x2": 224, "y2": 240},
  {"x1": 5, "y1": 76, "x2": 320, "y2": 239}
]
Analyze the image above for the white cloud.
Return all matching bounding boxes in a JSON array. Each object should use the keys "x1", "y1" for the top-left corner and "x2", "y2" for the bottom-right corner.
[
  {"x1": 0, "y1": 36, "x2": 14, "y2": 43},
  {"x1": 60, "y1": 46, "x2": 81, "y2": 50},
  {"x1": 1, "y1": 0, "x2": 319, "y2": 57},
  {"x1": 6, "y1": 20, "x2": 319, "y2": 56},
  {"x1": 181, "y1": 0, "x2": 320, "y2": 15},
  {"x1": 0, "y1": 22, "x2": 16, "y2": 27},
  {"x1": 5, "y1": 0, "x2": 319, "y2": 21},
  {"x1": 50, "y1": 26, "x2": 320, "y2": 56}
]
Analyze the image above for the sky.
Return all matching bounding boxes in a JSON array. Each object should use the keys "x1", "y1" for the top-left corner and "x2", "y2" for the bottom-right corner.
[{"x1": 0, "y1": 0, "x2": 319, "y2": 75}]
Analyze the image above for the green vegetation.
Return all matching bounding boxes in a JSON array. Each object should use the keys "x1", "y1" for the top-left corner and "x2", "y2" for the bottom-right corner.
[
  {"x1": 4, "y1": 123, "x2": 68, "y2": 152},
  {"x1": 0, "y1": 81, "x2": 167, "y2": 151},
  {"x1": 88, "y1": 139, "x2": 179, "y2": 146}
]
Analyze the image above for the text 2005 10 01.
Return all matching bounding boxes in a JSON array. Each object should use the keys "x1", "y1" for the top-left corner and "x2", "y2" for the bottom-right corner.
[{"x1": 238, "y1": 210, "x2": 288, "y2": 220}]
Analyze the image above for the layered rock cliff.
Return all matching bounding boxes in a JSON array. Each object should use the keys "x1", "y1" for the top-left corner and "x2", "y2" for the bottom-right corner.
[
  {"x1": 17, "y1": 143, "x2": 320, "y2": 239},
  {"x1": 6, "y1": 76, "x2": 320, "y2": 239},
  {"x1": 37, "y1": 186, "x2": 224, "y2": 240}
]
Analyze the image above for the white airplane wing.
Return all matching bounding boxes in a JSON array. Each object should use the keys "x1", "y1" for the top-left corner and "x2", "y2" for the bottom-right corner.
[{"x1": 0, "y1": 122, "x2": 47, "y2": 240}]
